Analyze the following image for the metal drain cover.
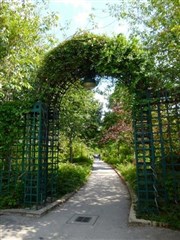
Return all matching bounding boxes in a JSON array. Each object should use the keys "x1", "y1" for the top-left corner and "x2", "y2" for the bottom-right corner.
[
  {"x1": 75, "y1": 216, "x2": 91, "y2": 223},
  {"x1": 67, "y1": 214, "x2": 99, "y2": 225}
]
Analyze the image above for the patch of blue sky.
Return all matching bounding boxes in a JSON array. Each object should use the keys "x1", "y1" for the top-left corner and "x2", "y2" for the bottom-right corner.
[{"x1": 47, "y1": 0, "x2": 129, "y2": 41}]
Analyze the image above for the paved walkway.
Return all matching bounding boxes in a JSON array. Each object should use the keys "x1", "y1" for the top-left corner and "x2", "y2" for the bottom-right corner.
[{"x1": 0, "y1": 159, "x2": 180, "y2": 240}]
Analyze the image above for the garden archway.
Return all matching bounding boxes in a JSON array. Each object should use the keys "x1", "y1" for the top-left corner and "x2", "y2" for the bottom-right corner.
[
  {"x1": 35, "y1": 32, "x2": 180, "y2": 213},
  {"x1": 1, "y1": 32, "x2": 179, "y2": 213},
  {"x1": 25, "y1": 32, "x2": 150, "y2": 209}
]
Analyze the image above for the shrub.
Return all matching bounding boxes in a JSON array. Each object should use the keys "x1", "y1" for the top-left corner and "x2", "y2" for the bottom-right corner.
[{"x1": 57, "y1": 157, "x2": 92, "y2": 196}]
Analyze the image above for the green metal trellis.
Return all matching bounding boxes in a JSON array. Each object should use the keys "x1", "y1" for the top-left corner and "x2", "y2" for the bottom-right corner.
[
  {"x1": 0, "y1": 101, "x2": 59, "y2": 209},
  {"x1": 23, "y1": 101, "x2": 49, "y2": 207},
  {"x1": 133, "y1": 89, "x2": 180, "y2": 213},
  {"x1": 0, "y1": 88, "x2": 179, "y2": 212}
]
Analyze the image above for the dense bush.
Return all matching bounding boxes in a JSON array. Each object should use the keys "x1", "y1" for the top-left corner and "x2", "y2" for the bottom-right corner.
[
  {"x1": 102, "y1": 146, "x2": 136, "y2": 191},
  {"x1": 0, "y1": 181, "x2": 23, "y2": 209},
  {"x1": 57, "y1": 156, "x2": 92, "y2": 196}
]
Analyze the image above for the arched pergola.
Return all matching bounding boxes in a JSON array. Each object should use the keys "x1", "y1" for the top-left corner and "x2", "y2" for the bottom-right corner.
[
  {"x1": 0, "y1": 32, "x2": 179, "y2": 213},
  {"x1": 36, "y1": 32, "x2": 149, "y2": 104}
]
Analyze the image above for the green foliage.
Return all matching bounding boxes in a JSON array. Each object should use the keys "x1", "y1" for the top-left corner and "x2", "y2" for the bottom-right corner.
[
  {"x1": 0, "y1": 0, "x2": 59, "y2": 101},
  {"x1": 0, "y1": 181, "x2": 23, "y2": 209},
  {"x1": 57, "y1": 156, "x2": 92, "y2": 196},
  {"x1": 60, "y1": 86, "x2": 101, "y2": 141},
  {"x1": 72, "y1": 141, "x2": 93, "y2": 159},
  {"x1": 116, "y1": 163, "x2": 136, "y2": 191},
  {"x1": 0, "y1": 0, "x2": 59, "y2": 170},
  {"x1": 73, "y1": 156, "x2": 93, "y2": 166},
  {"x1": 108, "y1": 0, "x2": 180, "y2": 89},
  {"x1": 109, "y1": 84, "x2": 134, "y2": 111},
  {"x1": 118, "y1": 145, "x2": 134, "y2": 162},
  {"x1": 0, "y1": 195, "x2": 18, "y2": 209},
  {"x1": 102, "y1": 141, "x2": 134, "y2": 165},
  {"x1": 38, "y1": 31, "x2": 152, "y2": 102},
  {"x1": 59, "y1": 85, "x2": 101, "y2": 161}
]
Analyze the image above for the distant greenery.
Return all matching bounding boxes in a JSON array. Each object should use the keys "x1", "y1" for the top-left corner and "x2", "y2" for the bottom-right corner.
[
  {"x1": 102, "y1": 145, "x2": 136, "y2": 192},
  {"x1": 59, "y1": 85, "x2": 101, "y2": 162}
]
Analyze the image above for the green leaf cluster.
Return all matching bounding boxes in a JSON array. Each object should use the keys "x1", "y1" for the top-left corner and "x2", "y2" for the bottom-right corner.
[
  {"x1": 0, "y1": 0, "x2": 59, "y2": 168},
  {"x1": 108, "y1": 0, "x2": 180, "y2": 89},
  {"x1": 38, "y1": 31, "x2": 153, "y2": 102},
  {"x1": 0, "y1": 0, "x2": 59, "y2": 101}
]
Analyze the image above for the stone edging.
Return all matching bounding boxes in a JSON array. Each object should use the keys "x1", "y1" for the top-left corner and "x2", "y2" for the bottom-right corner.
[{"x1": 0, "y1": 191, "x2": 76, "y2": 217}]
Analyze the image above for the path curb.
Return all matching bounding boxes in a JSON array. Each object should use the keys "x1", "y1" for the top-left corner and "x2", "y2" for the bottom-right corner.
[
  {"x1": 113, "y1": 167, "x2": 169, "y2": 228},
  {"x1": 0, "y1": 191, "x2": 76, "y2": 217}
]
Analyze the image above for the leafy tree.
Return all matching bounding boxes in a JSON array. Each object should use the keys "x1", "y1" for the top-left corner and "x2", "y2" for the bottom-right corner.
[
  {"x1": 0, "y1": 0, "x2": 59, "y2": 101},
  {"x1": 100, "y1": 85, "x2": 133, "y2": 162},
  {"x1": 60, "y1": 84, "x2": 101, "y2": 162},
  {"x1": 0, "y1": 0, "x2": 59, "y2": 163},
  {"x1": 107, "y1": 0, "x2": 180, "y2": 89}
]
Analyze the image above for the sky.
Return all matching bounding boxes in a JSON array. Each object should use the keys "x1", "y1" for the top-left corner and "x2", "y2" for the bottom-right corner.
[
  {"x1": 47, "y1": 0, "x2": 128, "y2": 111},
  {"x1": 47, "y1": 0, "x2": 129, "y2": 41}
]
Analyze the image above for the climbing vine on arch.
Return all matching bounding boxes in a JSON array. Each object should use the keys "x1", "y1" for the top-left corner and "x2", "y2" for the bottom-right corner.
[{"x1": 37, "y1": 31, "x2": 155, "y2": 104}]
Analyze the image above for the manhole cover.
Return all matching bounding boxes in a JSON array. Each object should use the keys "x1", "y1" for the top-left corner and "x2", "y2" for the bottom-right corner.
[
  {"x1": 67, "y1": 214, "x2": 99, "y2": 225},
  {"x1": 75, "y1": 216, "x2": 92, "y2": 223}
]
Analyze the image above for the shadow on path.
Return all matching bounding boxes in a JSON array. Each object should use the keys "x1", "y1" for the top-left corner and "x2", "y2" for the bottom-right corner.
[{"x1": 0, "y1": 159, "x2": 180, "y2": 240}]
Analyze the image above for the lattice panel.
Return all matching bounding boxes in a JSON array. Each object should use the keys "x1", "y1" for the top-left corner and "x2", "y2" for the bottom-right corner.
[
  {"x1": 133, "y1": 89, "x2": 180, "y2": 213},
  {"x1": 23, "y1": 101, "x2": 49, "y2": 208},
  {"x1": 46, "y1": 108, "x2": 59, "y2": 202}
]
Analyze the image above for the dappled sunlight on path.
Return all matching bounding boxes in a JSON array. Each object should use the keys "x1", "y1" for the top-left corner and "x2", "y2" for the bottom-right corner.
[{"x1": 0, "y1": 159, "x2": 180, "y2": 240}]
